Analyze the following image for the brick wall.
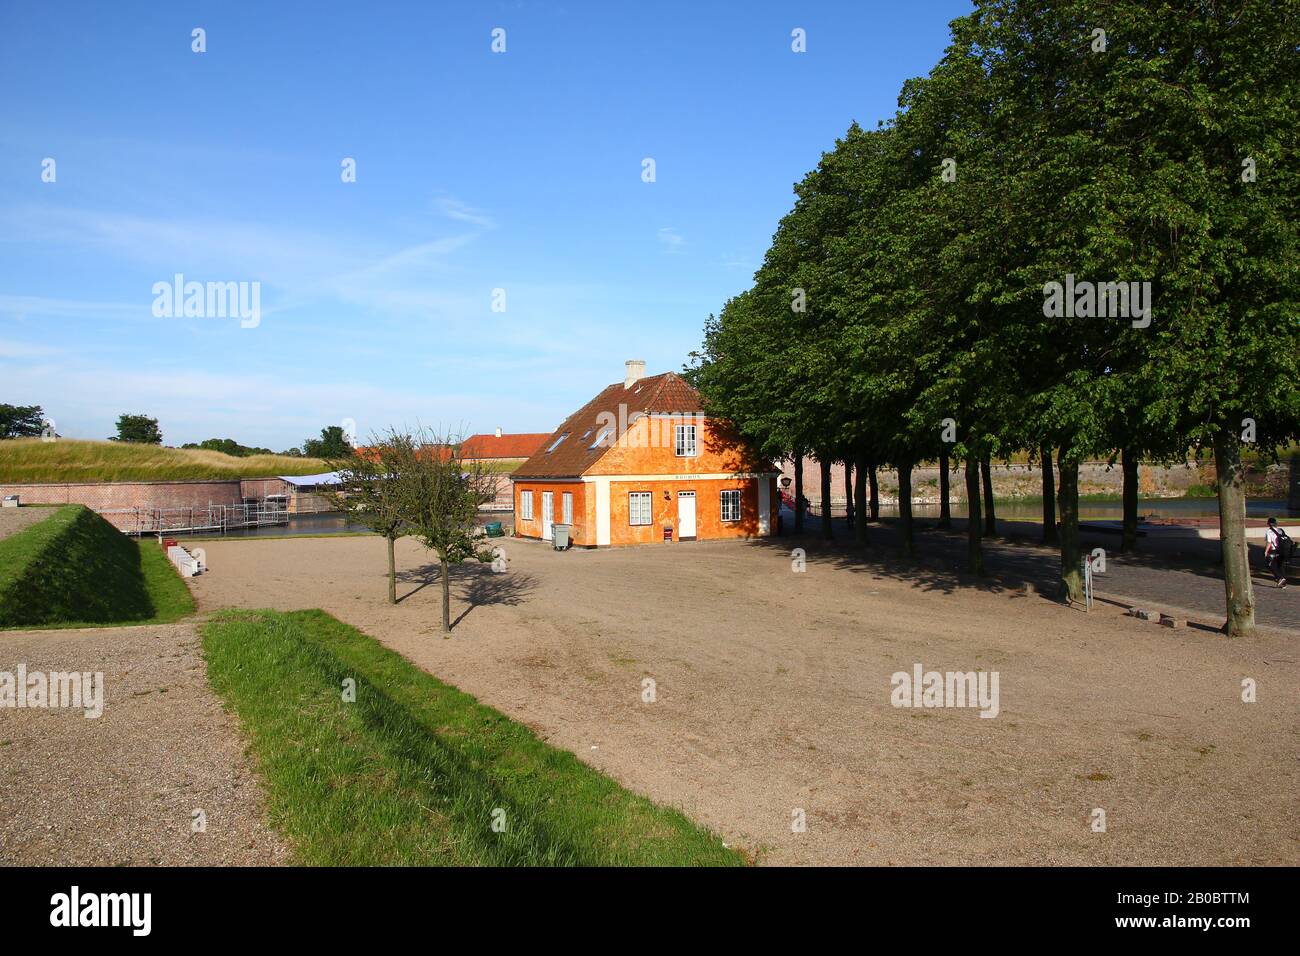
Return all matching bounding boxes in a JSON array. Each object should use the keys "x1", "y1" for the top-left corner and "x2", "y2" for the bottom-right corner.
[{"x1": 0, "y1": 480, "x2": 245, "y2": 531}]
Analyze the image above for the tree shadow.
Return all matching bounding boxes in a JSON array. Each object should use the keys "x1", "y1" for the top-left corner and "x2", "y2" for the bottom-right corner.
[
  {"x1": 753, "y1": 517, "x2": 1055, "y2": 598},
  {"x1": 395, "y1": 560, "x2": 536, "y2": 630},
  {"x1": 752, "y1": 514, "x2": 1295, "y2": 629}
]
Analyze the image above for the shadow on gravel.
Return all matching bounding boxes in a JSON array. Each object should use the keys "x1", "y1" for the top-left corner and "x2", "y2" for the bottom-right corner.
[
  {"x1": 395, "y1": 561, "x2": 537, "y2": 629},
  {"x1": 748, "y1": 514, "x2": 1251, "y2": 596},
  {"x1": 751, "y1": 514, "x2": 1296, "y2": 630}
]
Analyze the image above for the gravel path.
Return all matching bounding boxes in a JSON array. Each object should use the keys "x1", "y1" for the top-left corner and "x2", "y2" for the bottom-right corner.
[
  {"x1": 0, "y1": 506, "x2": 52, "y2": 542},
  {"x1": 0, "y1": 622, "x2": 288, "y2": 866},
  {"x1": 189, "y1": 532, "x2": 1298, "y2": 867}
]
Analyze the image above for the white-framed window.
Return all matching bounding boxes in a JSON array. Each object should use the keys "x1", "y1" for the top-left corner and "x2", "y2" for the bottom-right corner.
[
  {"x1": 590, "y1": 427, "x2": 613, "y2": 449},
  {"x1": 720, "y1": 489, "x2": 741, "y2": 522},
  {"x1": 546, "y1": 433, "x2": 569, "y2": 453},
  {"x1": 674, "y1": 423, "x2": 698, "y2": 457},
  {"x1": 562, "y1": 492, "x2": 573, "y2": 524},
  {"x1": 629, "y1": 492, "x2": 652, "y2": 526},
  {"x1": 519, "y1": 490, "x2": 534, "y2": 520}
]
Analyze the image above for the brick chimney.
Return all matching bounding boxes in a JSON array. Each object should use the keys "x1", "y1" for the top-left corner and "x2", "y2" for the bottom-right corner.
[{"x1": 624, "y1": 359, "x2": 646, "y2": 389}]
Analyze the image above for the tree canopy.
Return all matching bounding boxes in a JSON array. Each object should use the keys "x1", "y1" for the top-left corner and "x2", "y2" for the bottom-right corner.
[{"x1": 688, "y1": 0, "x2": 1299, "y2": 634}]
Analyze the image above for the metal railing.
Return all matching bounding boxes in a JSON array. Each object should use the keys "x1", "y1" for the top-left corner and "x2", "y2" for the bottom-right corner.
[{"x1": 100, "y1": 502, "x2": 290, "y2": 536}]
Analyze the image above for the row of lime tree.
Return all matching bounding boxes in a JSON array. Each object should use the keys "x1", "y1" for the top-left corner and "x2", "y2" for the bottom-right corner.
[{"x1": 686, "y1": 0, "x2": 1298, "y2": 635}]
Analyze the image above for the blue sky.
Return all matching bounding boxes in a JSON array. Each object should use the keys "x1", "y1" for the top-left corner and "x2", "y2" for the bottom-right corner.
[{"x1": 0, "y1": 0, "x2": 968, "y2": 450}]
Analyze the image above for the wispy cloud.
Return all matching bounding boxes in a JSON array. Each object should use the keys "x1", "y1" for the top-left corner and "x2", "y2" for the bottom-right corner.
[
  {"x1": 433, "y1": 197, "x2": 496, "y2": 230},
  {"x1": 0, "y1": 197, "x2": 498, "y2": 322},
  {"x1": 0, "y1": 336, "x2": 61, "y2": 358},
  {"x1": 657, "y1": 226, "x2": 686, "y2": 254}
]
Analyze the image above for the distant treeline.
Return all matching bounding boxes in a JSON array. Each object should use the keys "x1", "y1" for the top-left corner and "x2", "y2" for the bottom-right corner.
[{"x1": 182, "y1": 437, "x2": 282, "y2": 457}]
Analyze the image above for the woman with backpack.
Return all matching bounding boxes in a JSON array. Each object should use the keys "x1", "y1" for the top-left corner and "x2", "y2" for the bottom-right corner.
[{"x1": 1264, "y1": 517, "x2": 1293, "y2": 589}]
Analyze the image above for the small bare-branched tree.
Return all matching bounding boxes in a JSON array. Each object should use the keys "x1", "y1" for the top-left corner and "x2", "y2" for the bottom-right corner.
[
  {"x1": 402, "y1": 428, "x2": 498, "y2": 634},
  {"x1": 328, "y1": 430, "x2": 414, "y2": 604}
]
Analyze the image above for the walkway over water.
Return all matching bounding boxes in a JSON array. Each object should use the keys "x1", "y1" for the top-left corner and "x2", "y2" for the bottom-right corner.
[{"x1": 101, "y1": 502, "x2": 290, "y2": 536}]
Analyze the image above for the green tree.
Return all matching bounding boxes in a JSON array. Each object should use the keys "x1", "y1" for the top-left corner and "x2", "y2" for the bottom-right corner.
[
  {"x1": 111, "y1": 414, "x2": 162, "y2": 444},
  {"x1": 328, "y1": 431, "x2": 413, "y2": 605},
  {"x1": 1114, "y1": 0, "x2": 1300, "y2": 634},
  {"x1": 402, "y1": 429, "x2": 498, "y2": 634},
  {"x1": 0, "y1": 404, "x2": 45, "y2": 439},
  {"x1": 182, "y1": 438, "x2": 274, "y2": 457},
  {"x1": 303, "y1": 425, "x2": 353, "y2": 459}
]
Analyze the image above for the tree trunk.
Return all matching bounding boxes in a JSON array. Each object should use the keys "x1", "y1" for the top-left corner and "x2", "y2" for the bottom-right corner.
[
  {"x1": 853, "y1": 451, "x2": 868, "y2": 547},
  {"x1": 981, "y1": 456, "x2": 997, "y2": 537},
  {"x1": 819, "y1": 457, "x2": 833, "y2": 540},
  {"x1": 898, "y1": 458, "x2": 914, "y2": 557},
  {"x1": 793, "y1": 451, "x2": 804, "y2": 535},
  {"x1": 387, "y1": 534, "x2": 397, "y2": 605},
  {"x1": 440, "y1": 555, "x2": 451, "y2": 635},
  {"x1": 868, "y1": 460, "x2": 879, "y2": 521},
  {"x1": 1041, "y1": 445, "x2": 1058, "y2": 545},
  {"x1": 1121, "y1": 447, "x2": 1139, "y2": 553},
  {"x1": 965, "y1": 456, "x2": 983, "y2": 575},
  {"x1": 938, "y1": 446, "x2": 951, "y2": 529},
  {"x1": 1214, "y1": 431, "x2": 1255, "y2": 636},
  {"x1": 1058, "y1": 448, "x2": 1082, "y2": 604},
  {"x1": 844, "y1": 461, "x2": 854, "y2": 528}
]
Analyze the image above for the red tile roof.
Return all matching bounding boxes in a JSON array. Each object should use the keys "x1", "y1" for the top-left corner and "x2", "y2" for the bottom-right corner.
[
  {"x1": 512, "y1": 372, "x2": 705, "y2": 479},
  {"x1": 460, "y1": 433, "x2": 550, "y2": 460}
]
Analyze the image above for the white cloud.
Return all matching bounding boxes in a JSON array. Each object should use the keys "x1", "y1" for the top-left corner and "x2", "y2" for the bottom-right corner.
[
  {"x1": 657, "y1": 226, "x2": 686, "y2": 253},
  {"x1": 0, "y1": 336, "x2": 61, "y2": 358},
  {"x1": 433, "y1": 197, "x2": 496, "y2": 229}
]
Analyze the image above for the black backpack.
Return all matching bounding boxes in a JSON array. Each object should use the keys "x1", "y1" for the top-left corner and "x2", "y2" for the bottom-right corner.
[{"x1": 1274, "y1": 526, "x2": 1295, "y2": 562}]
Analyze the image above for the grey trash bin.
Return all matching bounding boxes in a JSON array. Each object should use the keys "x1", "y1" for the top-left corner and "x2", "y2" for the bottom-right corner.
[{"x1": 552, "y1": 524, "x2": 571, "y2": 550}]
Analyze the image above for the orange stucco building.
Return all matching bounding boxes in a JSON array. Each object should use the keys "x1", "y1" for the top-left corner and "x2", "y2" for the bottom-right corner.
[{"x1": 511, "y1": 361, "x2": 778, "y2": 547}]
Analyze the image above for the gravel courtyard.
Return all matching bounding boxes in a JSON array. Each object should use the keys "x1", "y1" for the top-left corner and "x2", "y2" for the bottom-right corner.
[
  {"x1": 0, "y1": 622, "x2": 288, "y2": 866},
  {"x1": 188, "y1": 531, "x2": 1298, "y2": 867}
]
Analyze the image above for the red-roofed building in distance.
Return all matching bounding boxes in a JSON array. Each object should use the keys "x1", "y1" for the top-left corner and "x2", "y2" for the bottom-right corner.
[
  {"x1": 511, "y1": 360, "x2": 778, "y2": 546},
  {"x1": 455, "y1": 430, "x2": 550, "y2": 512},
  {"x1": 459, "y1": 430, "x2": 550, "y2": 466}
]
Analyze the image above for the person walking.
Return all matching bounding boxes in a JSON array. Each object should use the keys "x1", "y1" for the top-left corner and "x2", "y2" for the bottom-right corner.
[{"x1": 1263, "y1": 517, "x2": 1293, "y2": 589}]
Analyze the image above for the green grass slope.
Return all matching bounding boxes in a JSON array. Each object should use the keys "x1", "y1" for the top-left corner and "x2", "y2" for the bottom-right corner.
[
  {"x1": 203, "y1": 608, "x2": 744, "y2": 866},
  {"x1": 0, "y1": 505, "x2": 195, "y2": 628},
  {"x1": 0, "y1": 438, "x2": 329, "y2": 483}
]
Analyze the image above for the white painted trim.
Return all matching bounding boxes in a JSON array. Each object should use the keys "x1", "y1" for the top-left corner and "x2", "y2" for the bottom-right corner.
[
  {"x1": 594, "y1": 476, "x2": 611, "y2": 546},
  {"x1": 757, "y1": 476, "x2": 771, "y2": 535}
]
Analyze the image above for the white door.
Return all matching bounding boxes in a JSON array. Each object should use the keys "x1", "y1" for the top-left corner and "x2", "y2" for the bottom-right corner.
[
  {"x1": 542, "y1": 491, "x2": 554, "y2": 540},
  {"x1": 677, "y1": 491, "x2": 696, "y2": 539}
]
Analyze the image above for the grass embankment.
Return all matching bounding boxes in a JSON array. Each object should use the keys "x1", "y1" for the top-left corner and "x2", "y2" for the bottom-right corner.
[
  {"x1": 202, "y1": 609, "x2": 743, "y2": 866},
  {"x1": 0, "y1": 505, "x2": 194, "y2": 628},
  {"x1": 0, "y1": 438, "x2": 329, "y2": 483}
]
